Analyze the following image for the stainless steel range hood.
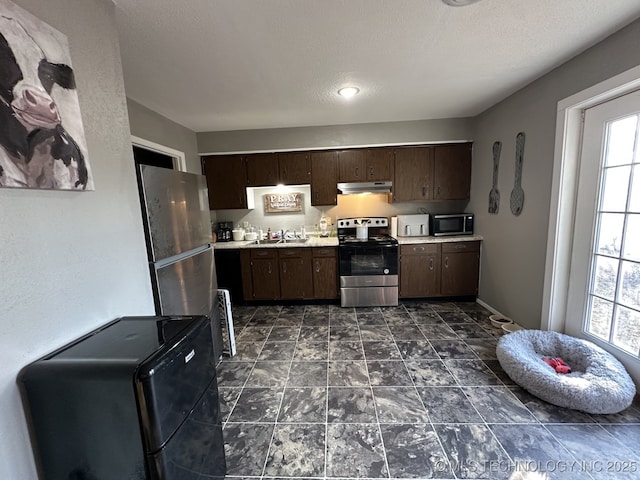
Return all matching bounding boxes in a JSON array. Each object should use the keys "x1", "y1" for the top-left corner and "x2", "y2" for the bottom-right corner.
[{"x1": 337, "y1": 181, "x2": 392, "y2": 195}]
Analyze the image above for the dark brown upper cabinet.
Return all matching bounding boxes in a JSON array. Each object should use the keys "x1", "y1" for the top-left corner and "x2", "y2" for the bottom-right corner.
[
  {"x1": 393, "y1": 146, "x2": 434, "y2": 202},
  {"x1": 205, "y1": 142, "x2": 471, "y2": 209},
  {"x1": 201, "y1": 154, "x2": 248, "y2": 209},
  {"x1": 278, "y1": 151, "x2": 311, "y2": 185},
  {"x1": 246, "y1": 153, "x2": 279, "y2": 186},
  {"x1": 338, "y1": 148, "x2": 392, "y2": 182},
  {"x1": 310, "y1": 150, "x2": 338, "y2": 206},
  {"x1": 338, "y1": 149, "x2": 367, "y2": 182},
  {"x1": 366, "y1": 148, "x2": 393, "y2": 181},
  {"x1": 434, "y1": 143, "x2": 472, "y2": 201},
  {"x1": 245, "y1": 152, "x2": 311, "y2": 186},
  {"x1": 393, "y1": 143, "x2": 472, "y2": 202}
]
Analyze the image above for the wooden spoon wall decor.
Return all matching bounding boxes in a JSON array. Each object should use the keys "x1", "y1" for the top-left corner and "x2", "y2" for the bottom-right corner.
[
  {"x1": 510, "y1": 132, "x2": 526, "y2": 216},
  {"x1": 488, "y1": 141, "x2": 501, "y2": 214}
]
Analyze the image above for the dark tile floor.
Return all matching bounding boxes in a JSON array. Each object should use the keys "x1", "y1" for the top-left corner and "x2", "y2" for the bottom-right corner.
[{"x1": 216, "y1": 301, "x2": 640, "y2": 480}]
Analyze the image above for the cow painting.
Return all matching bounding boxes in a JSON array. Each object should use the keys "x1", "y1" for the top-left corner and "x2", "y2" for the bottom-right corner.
[{"x1": 0, "y1": 2, "x2": 92, "y2": 190}]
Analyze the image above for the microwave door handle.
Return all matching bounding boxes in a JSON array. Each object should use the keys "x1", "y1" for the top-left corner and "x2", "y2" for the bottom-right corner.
[{"x1": 405, "y1": 225, "x2": 411, "y2": 235}]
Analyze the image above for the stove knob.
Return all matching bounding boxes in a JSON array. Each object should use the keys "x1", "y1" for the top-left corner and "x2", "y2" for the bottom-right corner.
[{"x1": 384, "y1": 268, "x2": 389, "y2": 274}]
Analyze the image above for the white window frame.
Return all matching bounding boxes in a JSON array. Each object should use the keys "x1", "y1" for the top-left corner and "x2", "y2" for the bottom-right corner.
[
  {"x1": 131, "y1": 135, "x2": 186, "y2": 172},
  {"x1": 543, "y1": 65, "x2": 640, "y2": 384},
  {"x1": 567, "y1": 93, "x2": 640, "y2": 351}
]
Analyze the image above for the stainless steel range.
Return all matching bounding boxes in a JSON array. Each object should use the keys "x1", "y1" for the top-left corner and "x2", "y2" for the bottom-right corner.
[{"x1": 337, "y1": 217, "x2": 399, "y2": 307}]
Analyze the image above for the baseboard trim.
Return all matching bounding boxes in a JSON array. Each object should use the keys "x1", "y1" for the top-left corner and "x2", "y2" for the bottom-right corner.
[{"x1": 475, "y1": 298, "x2": 503, "y2": 316}]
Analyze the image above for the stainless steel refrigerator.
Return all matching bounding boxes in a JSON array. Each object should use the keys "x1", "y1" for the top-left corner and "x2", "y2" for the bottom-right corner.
[{"x1": 137, "y1": 164, "x2": 223, "y2": 360}]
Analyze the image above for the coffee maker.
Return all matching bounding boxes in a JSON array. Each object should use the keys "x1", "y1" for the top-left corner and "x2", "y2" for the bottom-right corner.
[{"x1": 217, "y1": 221, "x2": 233, "y2": 242}]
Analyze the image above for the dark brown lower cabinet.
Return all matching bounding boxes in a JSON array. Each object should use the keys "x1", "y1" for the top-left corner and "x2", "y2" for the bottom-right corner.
[
  {"x1": 240, "y1": 249, "x2": 280, "y2": 300},
  {"x1": 279, "y1": 248, "x2": 313, "y2": 299},
  {"x1": 312, "y1": 247, "x2": 338, "y2": 299},
  {"x1": 441, "y1": 241, "x2": 480, "y2": 296},
  {"x1": 399, "y1": 244, "x2": 441, "y2": 298},
  {"x1": 240, "y1": 247, "x2": 336, "y2": 301},
  {"x1": 399, "y1": 241, "x2": 480, "y2": 298}
]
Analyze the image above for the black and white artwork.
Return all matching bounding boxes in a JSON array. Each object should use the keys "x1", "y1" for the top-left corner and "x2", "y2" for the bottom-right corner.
[{"x1": 0, "y1": 0, "x2": 92, "y2": 190}]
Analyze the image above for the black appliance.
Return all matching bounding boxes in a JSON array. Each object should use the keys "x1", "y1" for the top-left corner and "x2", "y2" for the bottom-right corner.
[
  {"x1": 337, "y1": 217, "x2": 399, "y2": 307},
  {"x1": 430, "y1": 213, "x2": 474, "y2": 236},
  {"x1": 215, "y1": 248, "x2": 244, "y2": 304},
  {"x1": 217, "y1": 221, "x2": 233, "y2": 242},
  {"x1": 18, "y1": 315, "x2": 226, "y2": 480}
]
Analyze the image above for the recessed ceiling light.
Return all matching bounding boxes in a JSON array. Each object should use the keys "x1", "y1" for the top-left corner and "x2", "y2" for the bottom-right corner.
[
  {"x1": 442, "y1": 0, "x2": 483, "y2": 6},
  {"x1": 338, "y1": 87, "x2": 360, "y2": 99}
]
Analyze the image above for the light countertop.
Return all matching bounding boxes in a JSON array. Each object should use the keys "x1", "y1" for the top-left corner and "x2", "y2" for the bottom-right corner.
[
  {"x1": 213, "y1": 236, "x2": 339, "y2": 249},
  {"x1": 213, "y1": 234, "x2": 482, "y2": 249},
  {"x1": 395, "y1": 234, "x2": 483, "y2": 245}
]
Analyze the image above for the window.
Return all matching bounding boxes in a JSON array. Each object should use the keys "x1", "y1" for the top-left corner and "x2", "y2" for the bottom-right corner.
[
  {"x1": 586, "y1": 113, "x2": 640, "y2": 355},
  {"x1": 546, "y1": 67, "x2": 640, "y2": 385}
]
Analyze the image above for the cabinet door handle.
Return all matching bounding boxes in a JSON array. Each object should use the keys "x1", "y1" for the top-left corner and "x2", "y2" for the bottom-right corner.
[
  {"x1": 422, "y1": 186, "x2": 426, "y2": 197},
  {"x1": 369, "y1": 167, "x2": 374, "y2": 177},
  {"x1": 429, "y1": 258, "x2": 434, "y2": 270},
  {"x1": 413, "y1": 246, "x2": 425, "y2": 252},
  {"x1": 355, "y1": 167, "x2": 359, "y2": 177},
  {"x1": 316, "y1": 261, "x2": 320, "y2": 273},
  {"x1": 283, "y1": 262, "x2": 287, "y2": 273},
  {"x1": 444, "y1": 257, "x2": 449, "y2": 268},
  {"x1": 268, "y1": 262, "x2": 272, "y2": 274}
]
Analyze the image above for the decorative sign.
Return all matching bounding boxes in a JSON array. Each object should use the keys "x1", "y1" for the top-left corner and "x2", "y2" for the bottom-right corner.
[{"x1": 264, "y1": 192, "x2": 303, "y2": 213}]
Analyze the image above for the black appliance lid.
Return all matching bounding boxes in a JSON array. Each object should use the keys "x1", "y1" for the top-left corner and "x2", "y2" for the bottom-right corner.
[{"x1": 51, "y1": 316, "x2": 207, "y2": 362}]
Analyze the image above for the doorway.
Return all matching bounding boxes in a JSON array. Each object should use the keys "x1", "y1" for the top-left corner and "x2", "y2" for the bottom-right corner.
[
  {"x1": 133, "y1": 145, "x2": 174, "y2": 169},
  {"x1": 131, "y1": 135, "x2": 187, "y2": 172}
]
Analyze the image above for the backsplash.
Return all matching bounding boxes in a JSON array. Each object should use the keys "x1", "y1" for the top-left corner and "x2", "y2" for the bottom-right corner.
[{"x1": 210, "y1": 184, "x2": 468, "y2": 233}]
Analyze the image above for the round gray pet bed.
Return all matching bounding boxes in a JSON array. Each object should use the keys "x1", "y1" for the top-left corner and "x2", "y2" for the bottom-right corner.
[{"x1": 496, "y1": 330, "x2": 636, "y2": 414}]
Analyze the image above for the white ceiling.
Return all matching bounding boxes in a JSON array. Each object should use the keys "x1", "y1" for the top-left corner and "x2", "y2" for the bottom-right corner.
[{"x1": 113, "y1": 0, "x2": 640, "y2": 133}]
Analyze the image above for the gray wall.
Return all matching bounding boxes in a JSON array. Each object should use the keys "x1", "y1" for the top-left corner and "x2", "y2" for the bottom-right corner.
[
  {"x1": 469, "y1": 19, "x2": 640, "y2": 327},
  {"x1": 197, "y1": 117, "x2": 474, "y2": 153},
  {"x1": 127, "y1": 98, "x2": 201, "y2": 173},
  {"x1": 0, "y1": 0, "x2": 154, "y2": 477}
]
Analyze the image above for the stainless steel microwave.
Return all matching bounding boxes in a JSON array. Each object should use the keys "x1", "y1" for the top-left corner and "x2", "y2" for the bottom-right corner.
[{"x1": 430, "y1": 213, "x2": 474, "y2": 236}]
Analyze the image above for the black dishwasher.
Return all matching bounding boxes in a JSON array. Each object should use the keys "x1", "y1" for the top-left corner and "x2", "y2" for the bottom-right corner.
[
  {"x1": 215, "y1": 248, "x2": 244, "y2": 304},
  {"x1": 18, "y1": 315, "x2": 226, "y2": 480}
]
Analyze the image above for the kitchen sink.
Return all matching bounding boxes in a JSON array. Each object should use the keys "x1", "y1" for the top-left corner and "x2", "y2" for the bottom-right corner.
[
  {"x1": 280, "y1": 238, "x2": 309, "y2": 244},
  {"x1": 251, "y1": 238, "x2": 309, "y2": 245},
  {"x1": 252, "y1": 239, "x2": 282, "y2": 244}
]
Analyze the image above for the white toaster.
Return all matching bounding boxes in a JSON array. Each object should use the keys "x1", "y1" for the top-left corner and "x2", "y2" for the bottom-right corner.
[{"x1": 396, "y1": 214, "x2": 430, "y2": 237}]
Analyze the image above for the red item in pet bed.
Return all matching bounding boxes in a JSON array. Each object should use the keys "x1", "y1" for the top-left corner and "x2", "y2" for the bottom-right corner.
[{"x1": 542, "y1": 357, "x2": 572, "y2": 374}]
